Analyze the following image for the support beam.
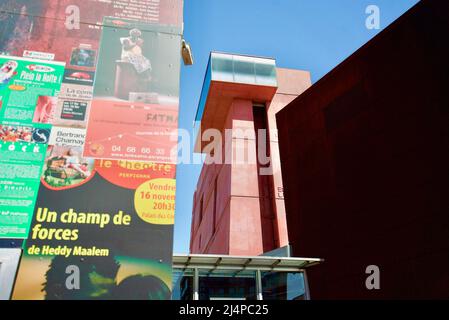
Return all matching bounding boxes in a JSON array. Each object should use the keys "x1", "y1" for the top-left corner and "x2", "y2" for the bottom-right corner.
[
  {"x1": 193, "y1": 268, "x2": 199, "y2": 300},
  {"x1": 256, "y1": 269, "x2": 263, "y2": 300}
]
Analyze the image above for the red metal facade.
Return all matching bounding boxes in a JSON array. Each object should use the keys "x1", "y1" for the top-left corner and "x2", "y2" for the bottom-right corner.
[{"x1": 277, "y1": 0, "x2": 449, "y2": 299}]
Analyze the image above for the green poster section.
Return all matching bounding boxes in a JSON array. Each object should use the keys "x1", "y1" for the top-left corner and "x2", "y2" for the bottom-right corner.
[
  {"x1": 0, "y1": 55, "x2": 64, "y2": 239},
  {"x1": 0, "y1": 55, "x2": 65, "y2": 125},
  {"x1": 0, "y1": 130, "x2": 50, "y2": 238}
]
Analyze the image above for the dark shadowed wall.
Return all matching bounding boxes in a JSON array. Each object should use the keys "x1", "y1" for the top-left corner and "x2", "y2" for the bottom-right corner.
[{"x1": 277, "y1": 0, "x2": 449, "y2": 299}]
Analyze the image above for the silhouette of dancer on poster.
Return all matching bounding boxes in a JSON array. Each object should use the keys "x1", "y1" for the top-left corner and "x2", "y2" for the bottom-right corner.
[{"x1": 44, "y1": 254, "x2": 171, "y2": 300}]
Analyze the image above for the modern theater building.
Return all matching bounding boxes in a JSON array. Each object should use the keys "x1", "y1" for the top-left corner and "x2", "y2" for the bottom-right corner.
[
  {"x1": 190, "y1": 52, "x2": 311, "y2": 256},
  {"x1": 178, "y1": 52, "x2": 323, "y2": 301},
  {"x1": 187, "y1": 0, "x2": 449, "y2": 300}
]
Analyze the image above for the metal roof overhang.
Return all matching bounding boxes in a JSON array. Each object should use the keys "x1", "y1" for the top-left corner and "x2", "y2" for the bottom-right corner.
[{"x1": 173, "y1": 254, "x2": 323, "y2": 273}]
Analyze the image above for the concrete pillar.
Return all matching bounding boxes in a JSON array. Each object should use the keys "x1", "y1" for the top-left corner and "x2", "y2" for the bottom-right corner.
[{"x1": 228, "y1": 99, "x2": 264, "y2": 256}]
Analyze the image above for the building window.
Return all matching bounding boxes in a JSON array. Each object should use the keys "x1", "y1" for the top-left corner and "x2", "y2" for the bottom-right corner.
[
  {"x1": 199, "y1": 196, "x2": 204, "y2": 225},
  {"x1": 253, "y1": 105, "x2": 278, "y2": 252},
  {"x1": 261, "y1": 272, "x2": 306, "y2": 300},
  {"x1": 213, "y1": 177, "x2": 218, "y2": 235},
  {"x1": 199, "y1": 269, "x2": 257, "y2": 300}
]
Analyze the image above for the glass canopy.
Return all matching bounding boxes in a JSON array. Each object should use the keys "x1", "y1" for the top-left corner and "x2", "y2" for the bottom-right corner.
[{"x1": 172, "y1": 254, "x2": 322, "y2": 301}]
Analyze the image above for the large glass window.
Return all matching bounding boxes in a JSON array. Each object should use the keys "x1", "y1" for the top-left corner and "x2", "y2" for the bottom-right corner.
[
  {"x1": 210, "y1": 53, "x2": 277, "y2": 86},
  {"x1": 172, "y1": 267, "x2": 308, "y2": 300},
  {"x1": 172, "y1": 269, "x2": 194, "y2": 300},
  {"x1": 199, "y1": 269, "x2": 257, "y2": 301},
  {"x1": 211, "y1": 53, "x2": 234, "y2": 82},
  {"x1": 261, "y1": 272, "x2": 306, "y2": 300}
]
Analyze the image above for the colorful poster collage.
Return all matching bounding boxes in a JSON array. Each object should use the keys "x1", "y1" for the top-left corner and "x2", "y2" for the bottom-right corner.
[
  {"x1": 0, "y1": 55, "x2": 65, "y2": 239},
  {"x1": 0, "y1": 0, "x2": 183, "y2": 300}
]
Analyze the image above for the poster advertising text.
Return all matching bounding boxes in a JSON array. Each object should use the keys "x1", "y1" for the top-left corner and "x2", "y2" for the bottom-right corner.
[
  {"x1": 0, "y1": 55, "x2": 65, "y2": 126},
  {"x1": 13, "y1": 159, "x2": 176, "y2": 300},
  {"x1": 0, "y1": 124, "x2": 51, "y2": 238}
]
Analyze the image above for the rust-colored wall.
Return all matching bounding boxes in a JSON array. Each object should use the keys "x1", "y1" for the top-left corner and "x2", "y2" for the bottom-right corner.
[{"x1": 277, "y1": 0, "x2": 449, "y2": 299}]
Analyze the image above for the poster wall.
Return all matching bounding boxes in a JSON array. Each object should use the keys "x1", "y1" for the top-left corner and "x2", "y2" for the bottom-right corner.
[
  {"x1": 13, "y1": 159, "x2": 176, "y2": 300},
  {"x1": 0, "y1": 0, "x2": 183, "y2": 300},
  {"x1": 84, "y1": 17, "x2": 180, "y2": 163},
  {"x1": 0, "y1": 55, "x2": 64, "y2": 239},
  {"x1": 84, "y1": 101, "x2": 178, "y2": 163}
]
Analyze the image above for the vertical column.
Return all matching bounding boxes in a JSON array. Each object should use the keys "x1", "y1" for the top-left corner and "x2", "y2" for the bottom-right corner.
[
  {"x1": 228, "y1": 99, "x2": 264, "y2": 256},
  {"x1": 256, "y1": 269, "x2": 263, "y2": 300},
  {"x1": 303, "y1": 270, "x2": 311, "y2": 300},
  {"x1": 193, "y1": 268, "x2": 200, "y2": 300}
]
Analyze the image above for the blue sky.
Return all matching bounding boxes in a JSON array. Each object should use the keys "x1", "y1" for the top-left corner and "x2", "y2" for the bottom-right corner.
[{"x1": 174, "y1": 0, "x2": 420, "y2": 253}]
